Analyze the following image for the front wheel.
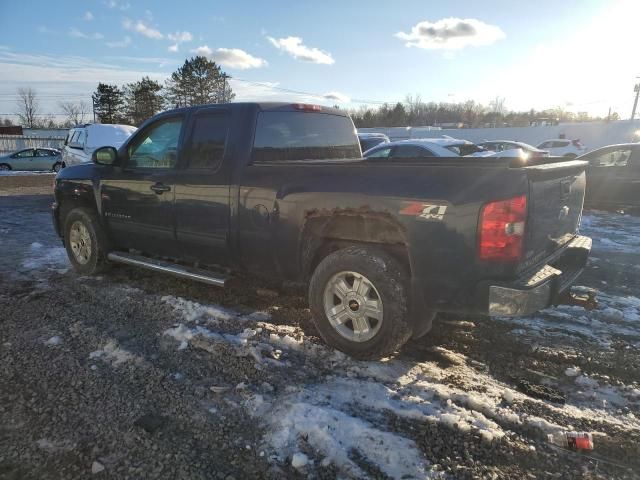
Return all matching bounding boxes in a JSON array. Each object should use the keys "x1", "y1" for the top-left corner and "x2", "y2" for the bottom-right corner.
[
  {"x1": 309, "y1": 246, "x2": 412, "y2": 359},
  {"x1": 52, "y1": 162, "x2": 62, "y2": 172},
  {"x1": 0, "y1": 163, "x2": 11, "y2": 171},
  {"x1": 63, "y1": 208, "x2": 111, "y2": 275}
]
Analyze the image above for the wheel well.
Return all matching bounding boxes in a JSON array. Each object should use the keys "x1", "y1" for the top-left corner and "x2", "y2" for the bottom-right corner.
[
  {"x1": 59, "y1": 197, "x2": 99, "y2": 232},
  {"x1": 302, "y1": 211, "x2": 411, "y2": 278}
]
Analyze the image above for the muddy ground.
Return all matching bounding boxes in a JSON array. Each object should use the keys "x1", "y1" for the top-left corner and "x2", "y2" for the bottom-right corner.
[{"x1": 0, "y1": 180, "x2": 639, "y2": 479}]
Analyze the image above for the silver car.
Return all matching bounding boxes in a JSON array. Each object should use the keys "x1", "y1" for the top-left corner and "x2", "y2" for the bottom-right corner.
[{"x1": 0, "y1": 148, "x2": 63, "y2": 172}]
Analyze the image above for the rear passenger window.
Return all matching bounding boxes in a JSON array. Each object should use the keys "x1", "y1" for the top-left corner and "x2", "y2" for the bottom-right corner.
[
  {"x1": 252, "y1": 111, "x2": 360, "y2": 162},
  {"x1": 186, "y1": 112, "x2": 230, "y2": 169}
]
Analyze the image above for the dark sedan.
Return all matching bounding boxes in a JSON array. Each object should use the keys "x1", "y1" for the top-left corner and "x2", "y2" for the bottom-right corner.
[{"x1": 579, "y1": 143, "x2": 640, "y2": 208}]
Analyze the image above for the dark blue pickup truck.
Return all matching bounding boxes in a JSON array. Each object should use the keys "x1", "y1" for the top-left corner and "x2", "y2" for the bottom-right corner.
[{"x1": 52, "y1": 102, "x2": 592, "y2": 358}]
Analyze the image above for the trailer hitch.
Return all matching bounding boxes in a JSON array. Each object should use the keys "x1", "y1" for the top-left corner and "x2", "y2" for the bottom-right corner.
[{"x1": 556, "y1": 289, "x2": 598, "y2": 310}]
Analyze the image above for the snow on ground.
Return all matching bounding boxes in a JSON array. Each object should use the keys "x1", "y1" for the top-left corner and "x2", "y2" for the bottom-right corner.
[
  {"x1": 21, "y1": 242, "x2": 68, "y2": 273},
  {"x1": 161, "y1": 294, "x2": 640, "y2": 478},
  {"x1": 89, "y1": 340, "x2": 140, "y2": 366},
  {"x1": 497, "y1": 288, "x2": 640, "y2": 349},
  {"x1": 580, "y1": 212, "x2": 640, "y2": 254},
  {"x1": 0, "y1": 171, "x2": 56, "y2": 176}
]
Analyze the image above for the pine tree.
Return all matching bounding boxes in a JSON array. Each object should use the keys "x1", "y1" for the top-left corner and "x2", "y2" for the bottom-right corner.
[
  {"x1": 124, "y1": 77, "x2": 165, "y2": 126},
  {"x1": 92, "y1": 83, "x2": 125, "y2": 124},
  {"x1": 165, "y1": 56, "x2": 235, "y2": 108}
]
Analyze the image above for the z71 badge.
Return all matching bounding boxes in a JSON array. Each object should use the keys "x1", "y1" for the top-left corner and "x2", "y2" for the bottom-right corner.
[{"x1": 399, "y1": 202, "x2": 448, "y2": 221}]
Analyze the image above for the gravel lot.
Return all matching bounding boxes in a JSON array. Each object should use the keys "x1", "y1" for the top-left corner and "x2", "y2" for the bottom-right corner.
[{"x1": 1, "y1": 180, "x2": 639, "y2": 479}]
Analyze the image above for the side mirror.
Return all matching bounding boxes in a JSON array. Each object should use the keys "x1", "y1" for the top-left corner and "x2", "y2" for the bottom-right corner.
[{"x1": 93, "y1": 146, "x2": 118, "y2": 166}]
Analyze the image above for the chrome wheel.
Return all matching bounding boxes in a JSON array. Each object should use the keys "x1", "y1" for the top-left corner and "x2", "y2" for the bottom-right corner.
[
  {"x1": 323, "y1": 271, "x2": 384, "y2": 342},
  {"x1": 69, "y1": 220, "x2": 92, "y2": 265}
]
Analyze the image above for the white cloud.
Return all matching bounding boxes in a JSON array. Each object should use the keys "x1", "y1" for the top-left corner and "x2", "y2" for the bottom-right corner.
[
  {"x1": 323, "y1": 91, "x2": 350, "y2": 103},
  {"x1": 168, "y1": 31, "x2": 193, "y2": 43},
  {"x1": 267, "y1": 36, "x2": 334, "y2": 64},
  {"x1": 395, "y1": 18, "x2": 505, "y2": 50},
  {"x1": 84, "y1": 11, "x2": 94, "y2": 21},
  {"x1": 122, "y1": 18, "x2": 163, "y2": 40},
  {"x1": 104, "y1": 0, "x2": 130, "y2": 10},
  {"x1": 168, "y1": 43, "x2": 179, "y2": 53},
  {"x1": 69, "y1": 28, "x2": 104, "y2": 40},
  {"x1": 37, "y1": 26, "x2": 55, "y2": 34},
  {"x1": 105, "y1": 36, "x2": 132, "y2": 48},
  {"x1": 192, "y1": 46, "x2": 267, "y2": 69}
]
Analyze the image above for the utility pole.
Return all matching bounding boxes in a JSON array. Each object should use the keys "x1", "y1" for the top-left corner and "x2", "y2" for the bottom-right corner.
[
  {"x1": 221, "y1": 74, "x2": 230, "y2": 103},
  {"x1": 631, "y1": 79, "x2": 640, "y2": 121}
]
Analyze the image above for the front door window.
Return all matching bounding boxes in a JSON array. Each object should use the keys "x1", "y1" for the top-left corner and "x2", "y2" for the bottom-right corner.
[{"x1": 128, "y1": 118, "x2": 183, "y2": 169}]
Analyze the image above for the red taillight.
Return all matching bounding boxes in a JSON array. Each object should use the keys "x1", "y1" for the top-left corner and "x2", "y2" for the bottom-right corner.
[
  {"x1": 293, "y1": 103, "x2": 322, "y2": 111},
  {"x1": 478, "y1": 195, "x2": 527, "y2": 261}
]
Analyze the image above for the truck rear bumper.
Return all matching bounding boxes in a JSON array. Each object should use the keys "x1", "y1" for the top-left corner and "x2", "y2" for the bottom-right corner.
[{"x1": 486, "y1": 235, "x2": 591, "y2": 316}]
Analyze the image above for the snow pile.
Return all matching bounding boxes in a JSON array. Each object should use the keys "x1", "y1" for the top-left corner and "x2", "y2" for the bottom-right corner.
[
  {"x1": 21, "y1": 242, "x2": 68, "y2": 273},
  {"x1": 89, "y1": 340, "x2": 139, "y2": 366}
]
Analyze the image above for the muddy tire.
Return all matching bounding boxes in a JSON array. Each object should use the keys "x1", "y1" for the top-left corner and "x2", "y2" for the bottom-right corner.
[
  {"x1": 63, "y1": 207, "x2": 111, "y2": 275},
  {"x1": 309, "y1": 246, "x2": 412, "y2": 359}
]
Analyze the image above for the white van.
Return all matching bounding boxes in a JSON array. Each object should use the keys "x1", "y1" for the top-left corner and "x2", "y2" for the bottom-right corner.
[{"x1": 62, "y1": 124, "x2": 137, "y2": 167}]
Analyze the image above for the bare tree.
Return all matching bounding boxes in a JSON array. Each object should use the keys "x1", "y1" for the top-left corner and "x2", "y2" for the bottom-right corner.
[
  {"x1": 16, "y1": 87, "x2": 39, "y2": 128},
  {"x1": 59, "y1": 100, "x2": 89, "y2": 126}
]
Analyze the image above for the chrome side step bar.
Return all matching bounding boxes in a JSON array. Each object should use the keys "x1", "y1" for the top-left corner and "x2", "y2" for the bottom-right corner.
[{"x1": 107, "y1": 251, "x2": 226, "y2": 287}]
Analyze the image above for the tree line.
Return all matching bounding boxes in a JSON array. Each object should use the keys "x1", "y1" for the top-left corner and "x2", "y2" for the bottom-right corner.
[
  {"x1": 6, "y1": 56, "x2": 235, "y2": 128},
  {"x1": 7, "y1": 59, "x2": 617, "y2": 129},
  {"x1": 349, "y1": 95, "x2": 618, "y2": 129}
]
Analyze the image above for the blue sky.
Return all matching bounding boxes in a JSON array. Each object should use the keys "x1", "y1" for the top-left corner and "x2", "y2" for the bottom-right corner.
[{"x1": 0, "y1": 0, "x2": 638, "y2": 121}]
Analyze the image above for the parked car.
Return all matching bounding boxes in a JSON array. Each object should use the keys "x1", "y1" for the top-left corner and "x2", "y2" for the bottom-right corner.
[
  {"x1": 479, "y1": 140, "x2": 549, "y2": 158},
  {"x1": 62, "y1": 123, "x2": 137, "y2": 167},
  {"x1": 363, "y1": 138, "x2": 487, "y2": 158},
  {"x1": 52, "y1": 102, "x2": 591, "y2": 359},
  {"x1": 578, "y1": 143, "x2": 640, "y2": 208},
  {"x1": 536, "y1": 139, "x2": 586, "y2": 158},
  {"x1": 357, "y1": 133, "x2": 390, "y2": 152},
  {"x1": 0, "y1": 148, "x2": 63, "y2": 172}
]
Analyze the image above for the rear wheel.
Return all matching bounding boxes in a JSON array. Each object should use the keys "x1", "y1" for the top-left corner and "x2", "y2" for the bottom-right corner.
[
  {"x1": 52, "y1": 162, "x2": 62, "y2": 172},
  {"x1": 309, "y1": 246, "x2": 412, "y2": 359},
  {"x1": 0, "y1": 163, "x2": 11, "y2": 171},
  {"x1": 63, "y1": 208, "x2": 111, "y2": 275}
]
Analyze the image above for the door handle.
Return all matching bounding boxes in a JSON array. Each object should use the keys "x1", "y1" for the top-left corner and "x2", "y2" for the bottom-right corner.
[{"x1": 150, "y1": 183, "x2": 171, "y2": 194}]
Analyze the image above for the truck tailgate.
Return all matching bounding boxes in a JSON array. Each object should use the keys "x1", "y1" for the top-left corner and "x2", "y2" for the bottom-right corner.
[{"x1": 522, "y1": 160, "x2": 587, "y2": 269}]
